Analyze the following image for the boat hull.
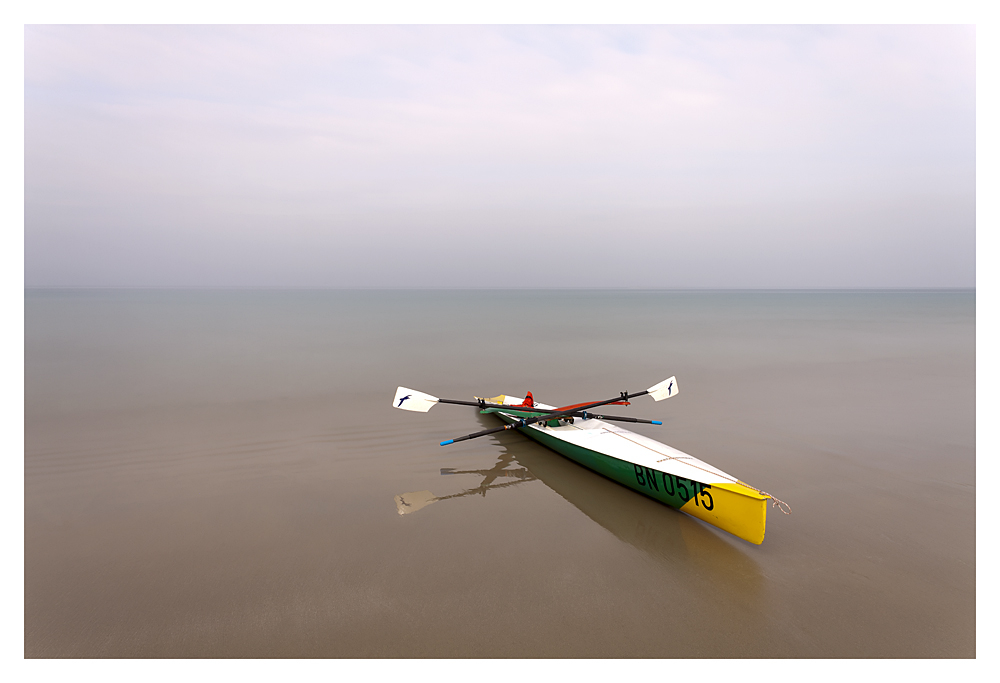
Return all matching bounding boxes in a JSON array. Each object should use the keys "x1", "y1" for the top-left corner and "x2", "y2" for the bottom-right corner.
[{"x1": 493, "y1": 411, "x2": 768, "y2": 544}]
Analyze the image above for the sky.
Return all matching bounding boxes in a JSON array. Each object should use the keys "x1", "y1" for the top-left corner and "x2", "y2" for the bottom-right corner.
[{"x1": 23, "y1": 24, "x2": 976, "y2": 288}]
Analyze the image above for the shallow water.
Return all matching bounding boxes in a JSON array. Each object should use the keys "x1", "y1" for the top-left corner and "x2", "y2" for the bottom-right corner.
[{"x1": 24, "y1": 289, "x2": 975, "y2": 657}]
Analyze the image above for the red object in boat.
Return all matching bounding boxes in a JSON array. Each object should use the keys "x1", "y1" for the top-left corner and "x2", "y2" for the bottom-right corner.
[{"x1": 556, "y1": 400, "x2": 630, "y2": 411}]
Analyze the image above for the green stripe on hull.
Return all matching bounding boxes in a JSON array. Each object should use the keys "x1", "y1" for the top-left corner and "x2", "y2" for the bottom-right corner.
[
  {"x1": 491, "y1": 412, "x2": 769, "y2": 544},
  {"x1": 497, "y1": 416, "x2": 707, "y2": 512}
]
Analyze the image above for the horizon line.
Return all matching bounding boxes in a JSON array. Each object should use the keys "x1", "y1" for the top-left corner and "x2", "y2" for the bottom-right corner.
[{"x1": 23, "y1": 285, "x2": 977, "y2": 292}]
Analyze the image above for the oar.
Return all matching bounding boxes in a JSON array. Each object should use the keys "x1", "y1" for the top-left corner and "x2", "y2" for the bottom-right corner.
[
  {"x1": 390, "y1": 390, "x2": 613, "y2": 415},
  {"x1": 437, "y1": 377, "x2": 679, "y2": 446},
  {"x1": 480, "y1": 406, "x2": 663, "y2": 425},
  {"x1": 392, "y1": 377, "x2": 677, "y2": 416},
  {"x1": 391, "y1": 387, "x2": 480, "y2": 413},
  {"x1": 391, "y1": 387, "x2": 665, "y2": 431}
]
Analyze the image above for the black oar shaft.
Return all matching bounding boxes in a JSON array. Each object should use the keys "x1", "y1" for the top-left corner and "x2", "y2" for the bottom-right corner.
[
  {"x1": 438, "y1": 398, "x2": 631, "y2": 415},
  {"x1": 440, "y1": 388, "x2": 656, "y2": 446},
  {"x1": 441, "y1": 423, "x2": 518, "y2": 446},
  {"x1": 437, "y1": 397, "x2": 646, "y2": 415},
  {"x1": 484, "y1": 408, "x2": 660, "y2": 424},
  {"x1": 437, "y1": 398, "x2": 486, "y2": 408},
  {"x1": 438, "y1": 391, "x2": 648, "y2": 416},
  {"x1": 586, "y1": 414, "x2": 660, "y2": 425},
  {"x1": 564, "y1": 389, "x2": 650, "y2": 415}
]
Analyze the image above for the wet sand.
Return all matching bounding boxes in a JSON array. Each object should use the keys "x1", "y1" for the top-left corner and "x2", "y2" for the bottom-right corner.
[{"x1": 24, "y1": 289, "x2": 975, "y2": 657}]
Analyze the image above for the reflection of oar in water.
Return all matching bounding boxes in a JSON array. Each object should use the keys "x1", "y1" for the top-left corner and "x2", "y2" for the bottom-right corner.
[
  {"x1": 396, "y1": 450, "x2": 536, "y2": 514},
  {"x1": 441, "y1": 465, "x2": 534, "y2": 487},
  {"x1": 395, "y1": 475, "x2": 536, "y2": 515}
]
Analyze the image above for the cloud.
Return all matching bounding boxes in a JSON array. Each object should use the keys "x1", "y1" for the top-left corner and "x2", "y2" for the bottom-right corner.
[{"x1": 24, "y1": 25, "x2": 975, "y2": 287}]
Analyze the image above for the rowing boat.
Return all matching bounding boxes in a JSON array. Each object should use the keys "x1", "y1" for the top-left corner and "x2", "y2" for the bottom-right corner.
[{"x1": 392, "y1": 378, "x2": 786, "y2": 544}]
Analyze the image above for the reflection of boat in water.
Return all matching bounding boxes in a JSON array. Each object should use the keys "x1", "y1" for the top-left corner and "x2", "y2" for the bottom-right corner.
[{"x1": 396, "y1": 411, "x2": 765, "y2": 604}]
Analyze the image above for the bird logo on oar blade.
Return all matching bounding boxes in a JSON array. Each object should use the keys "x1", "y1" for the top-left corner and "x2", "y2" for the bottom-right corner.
[
  {"x1": 392, "y1": 387, "x2": 439, "y2": 412},
  {"x1": 647, "y1": 376, "x2": 679, "y2": 401}
]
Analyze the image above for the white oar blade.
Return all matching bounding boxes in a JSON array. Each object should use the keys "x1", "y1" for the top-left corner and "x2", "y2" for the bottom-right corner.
[
  {"x1": 393, "y1": 386, "x2": 439, "y2": 412},
  {"x1": 395, "y1": 491, "x2": 438, "y2": 515},
  {"x1": 647, "y1": 376, "x2": 679, "y2": 401}
]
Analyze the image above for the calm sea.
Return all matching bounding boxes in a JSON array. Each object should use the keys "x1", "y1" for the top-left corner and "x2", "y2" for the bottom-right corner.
[{"x1": 24, "y1": 289, "x2": 975, "y2": 657}]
